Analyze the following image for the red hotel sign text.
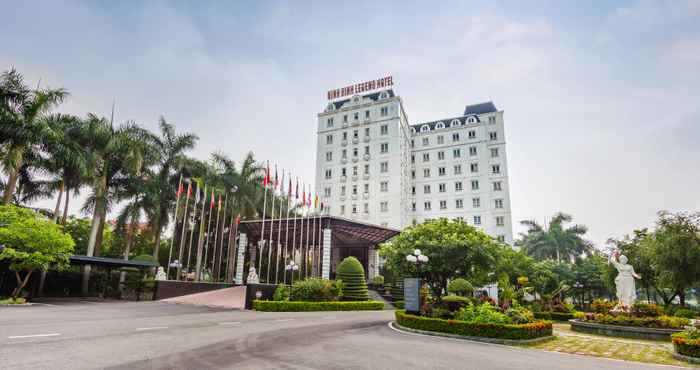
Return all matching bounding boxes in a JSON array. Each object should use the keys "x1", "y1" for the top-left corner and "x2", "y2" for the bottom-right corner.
[{"x1": 327, "y1": 76, "x2": 393, "y2": 100}]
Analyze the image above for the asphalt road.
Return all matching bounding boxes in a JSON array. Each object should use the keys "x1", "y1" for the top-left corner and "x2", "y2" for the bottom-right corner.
[{"x1": 0, "y1": 300, "x2": 669, "y2": 369}]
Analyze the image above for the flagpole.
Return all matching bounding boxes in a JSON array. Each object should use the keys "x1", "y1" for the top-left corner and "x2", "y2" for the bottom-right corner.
[
  {"x1": 305, "y1": 185, "x2": 311, "y2": 279},
  {"x1": 166, "y1": 174, "x2": 183, "y2": 279},
  {"x1": 193, "y1": 184, "x2": 208, "y2": 281},
  {"x1": 274, "y1": 170, "x2": 285, "y2": 284},
  {"x1": 318, "y1": 203, "x2": 323, "y2": 277},
  {"x1": 202, "y1": 189, "x2": 215, "y2": 279},
  {"x1": 290, "y1": 178, "x2": 299, "y2": 285},
  {"x1": 258, "y1": 161, "x2": 270, "y2": 275},
  {"x1": 282, "y1": 175, "x2": 292, "y2": 285},
  {"x1": 224, "y1": 188, "x2": 238, "y2": 283},
  {"x1": 215, "y1": 192, "x2": 228, "y2": 282},
  {"x1": 176, "y1": 180, "x2": 192, "y2": 280},
  {"x1": 265, "y1": 190, "x2": 276, "y2": 284},
  {"x1": 210, "y1": 192, "x2": 222, "y2": 281},
  {"x1": 299, "y1": 182, "x2": 306, "y2": 282},
  {"x1": 311, "y1": 199, "x2": 317, "y2": 278}
]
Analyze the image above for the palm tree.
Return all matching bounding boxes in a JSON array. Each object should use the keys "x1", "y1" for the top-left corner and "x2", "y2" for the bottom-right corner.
[
  {"x1": 75, "y1": 113, "x2": 153, "y2": 294},
  {"x1": 0, "y1": 68, "x2": 68, "y2": 204},
  {"x1": 147, "y1": 117, "x2": 197, "y2": 258},
  {"x1": 517, "y1": 212, "x2": 592, "y2": 263}
]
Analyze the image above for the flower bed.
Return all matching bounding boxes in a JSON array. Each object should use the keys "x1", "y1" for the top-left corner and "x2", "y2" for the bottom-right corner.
[
  {"x1": 581, "y1": 313, "x2": 688, "y2": 329},
  {"x1": 395, "y1": 310, "x2": 552, "y2": 340},
  {"x1": 534, "y1": 311, "x2": 576, "y2": 321},
  {"x1": 253, "y1": 300, "x2": 384, "y2": 312},
  {"x1": 672, "y1": 330, "x2": 700, "y2": 360}
]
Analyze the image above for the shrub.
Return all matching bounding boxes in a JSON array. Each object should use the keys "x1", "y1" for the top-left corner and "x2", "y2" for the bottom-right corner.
[
  {"x1": 372, "y1": 275, "x2": 384, "y2": 286},
  {"x1": 253, "y1": 300, "x2": 384, "y2": 312},
  {"x1": 289, "y1": 278, "x2": 342, "y2": 302},
  {"x1": 672, "y1": 328, "x2": 700, "y2": 358},
  {"x1": 394, "y1": 300, "x2": 404, "y2": 309},
  {"x1": 395, "y1": 310, "x2": 552, "y2": 340},
  {"x1": 429, "y1": 307, "x2": 454, "y2": 319},
  {"x1": 447, "y1": 278, "x2": 473, "y2": 297},
  {"x1": 674, "y1": 308, "x2": 698, "y2": 319},
  {"x1": 337, "y1": 257, "x2": 369, "y2": 301},
  {"x1": 631, "y1": 302, "x2": 663, "y2": 317},
  {"x1": 506, "y1": 306, "x2": 535, "y2": 324},
  {"x1": 534, "y1": 311, "x2": 576, "y2": 321},
  {"x1": 582, "y1": 313, "x2": 689, "y2": 329},
  {"x1": 591, "y1": 299, "x2": 616, "y2": 314},
  {"x1": 455, "y1": 303, "x2": 510, "y2": 325},
  {"x1": 0, "y1": 297, "x2": 26, "y2": 304},
  {"x1": 273, "y1": 284, "x2": 290, "y2": 301},
  {"x1": 442, "y1": 295, "x2": 472, "y2": 312}
]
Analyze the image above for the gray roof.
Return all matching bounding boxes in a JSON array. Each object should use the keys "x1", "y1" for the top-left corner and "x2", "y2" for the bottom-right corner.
[
  {"x1": 464, "y1": 101, "x2": 497, "y2": 115},
  {"x1": 329, "y1": 89, "x2": 395, "y2": 110},
  {"x1": 410, "y1": 116, "x2": 475, "y2": 131}
]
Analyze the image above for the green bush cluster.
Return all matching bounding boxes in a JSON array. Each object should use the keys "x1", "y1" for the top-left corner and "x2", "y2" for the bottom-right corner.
[
  {"x1": 534, "y1": 311, "x2": 576, "y2": 321},
  {"x1": 631, "y1": 302, "x2": 663, "y2": 317},
  {"x1": 253, "y1": 300, "x2": 384, "y2": 312},
  {"x1": 289, "y1": 278, "x2": 342, "y2": 302},
  {"x1": 583, "y1": 313, "x2": 689, "y2": 329},
  {"x1": 441, "y1": 295, "x2": 472, "y2": 313},
  {"x1": 672, "y1": 328, "x2": 700, "y2": 358},
  {"x1": 506, "y1": 306, "x2": 536, "y2": 324},
  {"x1": 372, "y1": 275, "x2": 384, "y2": 286},
  {"x1": 336, "y1": 257, "x2": 369, "y2": 301},
  {"x1": 447, "y1": 278, "x2": 473, "y2": 297},
  {"x1": 273, "y1": 284, "x2": 290, "y2": 301},
  {"x1": 455, "y1": 303, "x2": 510, "y2": 325},
  {"x1": 391, "y1": 279, "x2": 404, "y2": 300},
  {"x1": 394, "y1": 300, "x2": 404, "y2": 309},
  {"x1": 395, "y1": 310, "x2": 552, "y2": 340},
  {"x1": 591, "y1": 299, "x2": 617, "y2": 314},
  {"x1": 674, "y1": 308, "x2": 698, "y2": 319},
  {"x1": 0, "y1": 297, "x2": 26, "y2": 305}
]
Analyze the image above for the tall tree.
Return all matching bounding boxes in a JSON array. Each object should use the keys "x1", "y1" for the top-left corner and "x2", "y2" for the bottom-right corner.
[
  {"x1": 517, "y1": 212, "x2": 592, "y2": 263},
  {"x1": 0, "y1": 68, "x2": 68, "y2": 204}
]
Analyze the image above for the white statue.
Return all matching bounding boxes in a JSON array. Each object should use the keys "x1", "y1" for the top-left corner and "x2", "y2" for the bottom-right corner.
[
  {"x1": 609, "y1": 251, "x2": 641, "y2": 310},
  {"x1": 155, "y1": 267, "x2": 167, "y2": 281},
  {"x1": 247, "y1": 267, "x2": 259, "y2": 284}
]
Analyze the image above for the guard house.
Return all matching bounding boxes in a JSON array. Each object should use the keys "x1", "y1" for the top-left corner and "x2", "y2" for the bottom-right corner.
[{"x1": 233, "y1": 216, "x2": 399, "y2": 284}]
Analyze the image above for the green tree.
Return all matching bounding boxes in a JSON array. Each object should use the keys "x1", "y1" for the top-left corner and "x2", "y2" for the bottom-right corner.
[
  {"x1": 0, "y1": 205, "x2": 74, "y2": 298},
  {"x1": 517, "y1": 212, "x2": 592, "y2": 263},
  {"x1": 380, "y1": 218, "x2": 500, "y2": 299},
  {"x1": 63, "y1": 217, "x2": 113, "y2": 256}
]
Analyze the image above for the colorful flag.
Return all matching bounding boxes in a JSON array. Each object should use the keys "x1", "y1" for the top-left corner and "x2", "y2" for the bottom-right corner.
[
  {"x1": 176, "y1": 182, "x2": 184, "y2": 197},
  {"x1": 194, "y1": 184, "x2": 201, "y2": 204},
  {"x1": 262, "y1": 161, "x2": 270, "y2": 187},
  {"x1": 187, "y1": 182, "x2": 192, "y2": 198},
  {"x1": 218, "y1": 194, "x2": 222, "y2": 210},
  {"x1": 210, "y1": 189, "x2": 215, "y2": 209},
  {"x1": 302, "y1": 184, "x2": 306, "y2": 207},
  {"x1": 235, "y1": 214, "x2": 241, "y2": 225},
  {"x1": 274, "y1": 165, "x2": 279, "y2": 190}
]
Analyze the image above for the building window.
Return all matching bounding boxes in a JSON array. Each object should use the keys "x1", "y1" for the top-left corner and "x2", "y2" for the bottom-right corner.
[
  {"x1": 363, "y1": 183, "x2": 369, "y2": 194},
  {"x1": 327, "y1": 118, "x2": 334, "y2": 128},
  {"x1": 471, "y1": 180, "x2": 479, "y2": 190},
  {"x1": 437, "y1": 135, "x2": 444, "y2": 144},
  {"x1": 489, "y1": 132, "x2": 498, "y2": 141},
  {"x1": 326, "y1": 151, "x2": 333, "y2": 162},
  {"x1": 340, "y1": 205, "x2": 346, "y2": 215},
  {"x1": 455, "y1": 199, "x2": 463, "y2": 208},
  {"x1": 439, "y1": 200, "x2": 447, "y2": 209},
  {"x1": 438, "y1": 183, "x2": 446, "y2": 193},
  {"x1": 353, "y1": 130, "x2": 359, "y2": 139},
  {"x1": 452, "y1": 133, "x2": 460, "y2": 142},
  {"x1": 495, "y1": 199, "x2": 503, "y2": 209},
  {"x1": 472, "y1": 197, "x2": 481, "y2": 208},
  {"x1": 326, "y1": 134, "x2": 333, "y2": 145},
  {"x1": 353, "y1": 148, "x2": 358, "y2": 157},
  {"x1": 438, "y1": 167, "x2": 446, "y2": 176},
  {"x1": 437, "y1": 151, "x2": 445, "y2": 160},
  {"x1": 363, "y1": 146, "x2": 369, "y2": 156},
  {"x1": 343, "y1": 131, "x2": 348, "y2": 140},
  {"x1": 381, "y1": 124, "x2": 388, "y2": 135},
  {"x1": 473, "y1": 215, "x2": 481, "y2": 225},
  {"x1": 423, "y1": 185, "x2": 431, "y2": 194},
  {"x1": 364, "y1": 127, "x2": 370, "y2": 137},
  {"x1": 468, "y1": 130, "x2": 476, "y2": 139},
  {"x1": 343, "y1": 115, "x2": 348, "y2": 123},
  {"x1": 455, "y1": 181, "x2": 463, "y2": 191},
  {"x1": 365, "y1": 110, "x2": 370, "y2": 119},
  {"x1": 411, "y1": 186, "x2": 416, "y2": 195},
  {"x1": 411, "y1": 202, "x2": 416, "y2": 211},
  {"x1": 324, "y1": 187, "x2": 331, "y2": 197},
  {"x1": 453, "y1": 149, "x2": 461, "y2": 158},
  {"x1": 380, "y1": 142, "x2": 389, "y2": 153},
  {"x1": 352, "y1": 204, "x2": 357, "y2": 214},
  {"x1": 325, "y1": 169, "x2": 332, "y2": 179},
  {"x1": 424, "y1": 202, "x2": 431, "y2": 211},
  {"x1": 490, "y1": 148, "x2": 499, "y2": 158},
  {"x1": 410, "y1": 154, "x2": 415, "y2": 164},
  {"x1": 492, "y1": 164, "x2": 501, "y2": 174},
  {"x1": 423, "y1": 168, "x2": 430, "y2": 178},
  {"x1": 488, "y1": 116, "x2": 496, "y2": 124},
  {"x1": 470, "y1": 163, "x2": 479, "y2": 173},
  {"x1": 364, "y1": 203, "x2": 369, "y2": 213},
  {"x1": 341, "y1": 149, "x2": 347, "y2": 159},
  {"x1": 493, "y1": 181, "x2": 502, "y2": 191},
  {"x1": 496, "y1": 216, "x2": 505, "y2": 226},
  {"x1": 411, "y1": 170, "x2": 416, "y2": 179},
  {"x1": 352, "y1": 185, "x2": 358, "y2": 195},
  {"x1": 340, "y1": 185, "x2": 346, "y2": 196},
  {"x1": 380, "y1": 106, "x2": 388, "y2": 116},
  {"x1": 380, "y1": 162, "x2": 388, "y2": 173},
  {"x1": 422, "y1": 137, "x2": 429, "y2": 146},
  {"x1": 380, "y1": 181, "x2": 388, "y2": 192},
  {"x1": 353, "y1": 112, "x2": 359, "y2": 121},
  {"x1": 364, "y1": 164, "x2": 369, "y2": 175},
  {"x1": 455, "y1": 216, "x2": 464, "y2": 223},
  {"x1": 454, "y1": 165, "x2": 462, "y2": 175},
  {"x1": 341, "y1": 167, "x2": 347, "y2": 177},
  {"x1": 422, "y1": 153, "x2": 430, "y2": 162},
  {"x1": 469, "y1": 146, "x2": 477, "y2": 156},
  {"x1": 497, "y1": 235, "x2": 505, "y2": 242},
  {"x1": 380, "y1": 202, "x2": 388, "y2": 212},
  {"x1": 410, "y1": 139, "x2": 414, "y2": 148}
]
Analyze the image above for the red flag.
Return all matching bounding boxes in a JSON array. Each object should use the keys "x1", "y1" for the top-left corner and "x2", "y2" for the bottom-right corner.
[
  {"x1": 187, "y1": 183, "x2": 192, "y2": 198},
  {"x1": 320, "y1": 202, "x2": 324, "y2": 211},
  {"x1": 176, "y1": 182, "x2": 183, "y2": 197},
  {"x1": 262, "y1": 161, "x2": 270, "y2": 187},
  {"x1": 302, "y1": 184, "x2": 306, "y2": 207},
  {"x1": 210, "y1": 190, "x2": 215, "y2": 209},
  {"x1": 235, "y1": 214, "x2": 241, "y2": 225}
]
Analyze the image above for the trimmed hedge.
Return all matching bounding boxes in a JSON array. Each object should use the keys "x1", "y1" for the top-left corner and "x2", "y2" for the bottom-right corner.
[
  {"x1": 534, "y1": 311, "x2": 576, "y2": 321},
  {"x1": 253, "y1": 300, "x2": 384, "y2": 312},
  {"x1": 395, "y1": 310, "x2": 552, "y2": 340},
  {"x1": 582, "y1": 313, "x2": 689, "y2": 329},
  {"x1": 337, "y1": 257, "x2": 369, "y2": 300},
  {"x1": 673, "y1": 331, "x2": 700, "y2": 359},
  {"x1": 394, "y1": 300, "x2": 405, "y2": 309}
]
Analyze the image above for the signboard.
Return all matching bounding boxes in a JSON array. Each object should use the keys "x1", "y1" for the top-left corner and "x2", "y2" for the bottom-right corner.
[
  {"x1": 403, "y1": 278, "x2": 421, "y2": 313},
  {"x1": 327, "y1": 76, "x2": 393, "y2": 100}
]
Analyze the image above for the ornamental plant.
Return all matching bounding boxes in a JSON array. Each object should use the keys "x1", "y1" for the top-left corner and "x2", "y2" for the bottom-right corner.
[
  {"x1": 505, "y1": 305, "x2": 535, "y2": 324},
  {"x1": 337, "y1": 257, "x2": 369, "y2": 300},
  {"x1": 674, "y1": 308, "x2": 698, "y2": 319},
  {"x1": 273, "y1": 284, "x2": 290, "y2": 301},
  {"x1": 289, "y1": 278, "x2": 342, "y2": 302},
  {"x1": 447, "y1": 278, "x2": 473, "y2": 297},
  {"x1": 455, "y1": 303, "x2": 510, "y2": 325},
  {"x1": 591, "y1": 299, "x2": 617, "y2": 314},
  {"x1": 372, "y1": 275, "x2": 384, "y2": 286},
  {"x1": 0, "y1": 205, "x2": 75, "y2": 298},
  {"x1": 672, "y1": 327, "x2": 700, "y2": 358},
  {"x1": 630, "y1": 302, "x2": 663, "y2": 317}
]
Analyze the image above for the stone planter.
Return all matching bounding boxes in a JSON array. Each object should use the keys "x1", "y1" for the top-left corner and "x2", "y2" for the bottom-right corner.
[{"x1": 570, "y1": 319, "x2": 682, "y2": 341}]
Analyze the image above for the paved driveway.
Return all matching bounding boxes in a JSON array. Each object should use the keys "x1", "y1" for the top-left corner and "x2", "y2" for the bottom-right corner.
[{"x1": 0, "y1": 302, "x2": 675, "y2": 369}]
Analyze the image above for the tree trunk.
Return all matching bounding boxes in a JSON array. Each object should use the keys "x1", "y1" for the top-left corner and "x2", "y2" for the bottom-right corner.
[
  {"x1": 53, "y1": 181, "x2": 64, "y2": 222},
  {"x1": 119, "y1": 215, "x2": 136, "y2": 295},
  {"x1": 679, "y1": 290, "x2": 686, "y2": 307},
  {"x1": 94, "y1": 212, "x2": 106, "y2": 257},
  {"x1": 2, "y1": 168, "x2": 20, "y2": 205},
  {"x1": 82, "y1": 175, "x2": 106, "y2": 295},
  {"x1": 12, "y1": 270, "x2": 33, "y2": 299},
  {"x1": 62, "y1": 188, "x2": 70, "y2": 228}
]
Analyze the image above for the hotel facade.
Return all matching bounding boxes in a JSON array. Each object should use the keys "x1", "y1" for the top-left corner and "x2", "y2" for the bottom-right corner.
[{"x1": 314, "y1": 81, "x2": 513, "y2": 245}]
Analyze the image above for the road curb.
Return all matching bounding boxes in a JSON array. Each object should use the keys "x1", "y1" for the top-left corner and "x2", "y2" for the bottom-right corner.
[{"x1": 389, "y1": 321, "x2": 555, "y2": 345}]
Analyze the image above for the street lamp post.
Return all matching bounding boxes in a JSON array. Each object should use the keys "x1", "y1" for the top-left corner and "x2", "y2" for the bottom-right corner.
[
  {"x1": 404, "y1": 249, "x2": 429, "y2": 314},
  {"x1": 285, "y1": 260, "x2": 299, "y2": 285}
]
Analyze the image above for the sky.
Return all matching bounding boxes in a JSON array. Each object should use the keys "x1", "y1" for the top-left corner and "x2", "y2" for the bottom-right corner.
[{"x1": 1, "y1": 0, "x2": 699, "y2": 248}]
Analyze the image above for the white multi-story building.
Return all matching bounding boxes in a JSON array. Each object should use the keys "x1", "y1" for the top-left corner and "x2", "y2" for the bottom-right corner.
[{"x1": 315, "y1": 88, "x2": 513, "y2": 244}]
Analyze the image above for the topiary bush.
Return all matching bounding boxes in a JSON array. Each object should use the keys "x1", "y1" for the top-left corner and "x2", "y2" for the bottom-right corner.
[
  {"x1": 289, "y1": 278, "x2": 342, "y2": 302},
  {"x1": 337, "y1": 257, "x2": 369, "y2": 301},
  {"x1": 372, "y1": 275, "x2": 384, "y2": 286},
  {"x1": 447, "y1": 278, "x2": 473, "y2": 297}
]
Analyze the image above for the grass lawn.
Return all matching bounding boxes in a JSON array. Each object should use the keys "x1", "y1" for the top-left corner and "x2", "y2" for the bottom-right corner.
[{"x1": 522, "y1": 323, "x2": 699, "y2": 368}]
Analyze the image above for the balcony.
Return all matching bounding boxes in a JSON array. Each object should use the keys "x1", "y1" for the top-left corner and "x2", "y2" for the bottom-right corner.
[
  {"x1": 342, "y1": 122, "x2": 348, "y2": 128},
  {"x1": 363, "y1": 154, "x2": 371, "y2": 161},
  {"x1": 341, "y1": 140, "x2": 348, "y2": 147}
]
